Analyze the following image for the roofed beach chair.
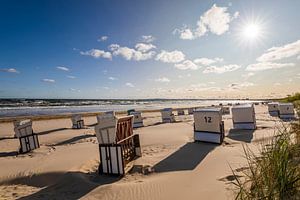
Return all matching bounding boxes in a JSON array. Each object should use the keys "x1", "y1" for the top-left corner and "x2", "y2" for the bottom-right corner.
[
  {"x1": 71, "y1": 114, "x2": 84, "y2": 129},
  {"x1": 95, "y1": 114, "x2": 141, "y2": 176},
  {"x1": 221, "y1": 106, "x2": 230, "y2": 115},
  {"x1": 279, "y1": 103, "x2": 295, "y2": 120},
  {"x1": 97, "y1": 111, "x2": 115, "y2": 124},
  {"x1": 128, "y1": 110, "x2": 143, "y2": 128},
  {"x1": 268, "y1": 102, "x2": 279, "y2": 117},
  {"x1": 231, "y1": 104, "x2": 256, "y2": 130},
  {"x1": 177, "y1": 108, "x2": 185, "y2": 116},
  {"x1": 188, "y1": 107, "x2": 194, "y2": 115},
  {"x1": 14, "y1": 120, "x2": 40, "y2": 153},
  {"x1": 161, "y1": 108, "x2": 175, "y2": 123},
  {"x1": 193, "y1": 108, "x2": 225, "y2": 144}
]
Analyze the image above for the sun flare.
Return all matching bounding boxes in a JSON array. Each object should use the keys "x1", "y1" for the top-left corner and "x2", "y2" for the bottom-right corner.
[{"x1": 243, "y1": 23, "x2": 260, "y2": 39}]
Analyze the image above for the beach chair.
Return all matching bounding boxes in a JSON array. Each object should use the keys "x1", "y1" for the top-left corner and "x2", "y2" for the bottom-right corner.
[
  {"x1": 97, "y1": 111, "x2": 115, "y2": 124},
  {"x1": 161, "y1": 108, "x2": 175, "y2": 123},
  {"x1": 188, "y1": 108, "x2": 194, "y2": 115},
  {"x1": 193, "y1": 108, "x2": 225, "y2": 144},
  {"x1": 221, "y1": 106, "x2": 230, "y2": 115},
  {"x1": 71, "y1": 114, "x2": 84, "y2": 129},
  {"x1": 231, "y1": 104, "x2": 256, "y2": 130},
  {"x1": 268, "y1": 102, "x2": 279, "y2": 117},
  {"x1": 14, "y1": 120, "x2": 40, "y2": 153},
  {"x1": 96, "y1": 115, "x2": 141, "y2": 176},
  {"x1": 278, "y1": 103, "x2": 295, "y2": 119},
  {"x1": 129, "y1": 111, "x2": 144, "y2": 128},
  {"x1": 177, "y1": 108, "x2": 185, "y2": 116},
  {"x1": 127, "y1": 109, "x2": 135, "y2": 115}
]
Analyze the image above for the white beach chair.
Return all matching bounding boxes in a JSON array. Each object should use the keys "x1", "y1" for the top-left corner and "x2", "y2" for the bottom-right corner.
[
  {"x1": 278, "y1": 103, "x2": 295, "y2": 119},
  {"x1": 95, "y1": 113, "x2": 118, "y2": 144},
  {"x1": 97, "y1": 111, "x2": 115, "y2": 124},
  {"x1": 13, "y1": 120, "x2": 40, "y2": 153},
  {"x1": 193, "y1": 108, "x2": 225, "y2": 144},
  {"x1": 177, "y1": 108, "x2": 185, "y2": 116},
  {"x1": 221, "y1": 106, "x2": 230, "y2": 115},
  {"x1": 130, "y1": 111, "x2": 144, "y2": 128},
  {"x1": 268, "y1": 102, "x2": 279, "y2": 117},
  {"x1": 71, "y1": 114, "x2": 84, "y2": 129},
  {"x1": 231, "y1": 104, "x2": 256, "y2": 130},
  {"x1": 188, "y1": 107, "x2": 194, "y2": 115},
  {"x1": 161, "y1": 108, "x2": 175, "y2": 123}
]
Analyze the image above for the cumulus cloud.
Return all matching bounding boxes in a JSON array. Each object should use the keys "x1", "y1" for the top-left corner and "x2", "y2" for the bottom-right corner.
[
  {"x1": 98, "y1": 36, "x2": 108, "y2": 42},
  {"x1": 135, "y1": 43, "x2": 156, "y2": 53},
  {"x1": 42, "y1": 79, "x2": 55, "y2": 83},
  {"x1": 155, "y1": 77, "x2": 170, "y2": 83},
  {"x1": 141, "y1": 35, "x2": 155, "y2": 43},
  {"x1": 257, "y1": 40, "x2": 300, "y2": 62},
  {"x1": 174, "y1": 60, "x2": 199, "y2": 70},
  {"x1": 56, "y1": 66, "x2": 69, "y2": 71},
  {"x1": 203, "y1": 64, "x2": 241, "y2": 73},
  {"x1": 155, "y1": 50, "x2": 185, "y2": 63},
  {"x1": 80, "y1": 49, "x2": 112, "y2": 60},
  {"x1": 242, "y1": 72, "x2": 255, "y2": 79},
  {"x1": 175, "y1": 4, "x2": 238, "y2": 40},
  {"x1": 246, "y1": 62, "x2": 295, "y2": 71},
  {"x1": 0, "y1": 68, "x2": 19, "y2": 73},
  {"x1": 228, "y1": 82, "x2": 254, "y2": 90},
  {"x1": 193, "y1": 57, "x2": 223, "y2": 66},
  {"x1": 109, "y1": 44, "x2": 156, "y2": 61},
  {"x1": 125, "y1": 82, "x2": 134, "y2": 87},
  {"x1": 66, "y1": 75, "x2": 76, "y2": 79}
]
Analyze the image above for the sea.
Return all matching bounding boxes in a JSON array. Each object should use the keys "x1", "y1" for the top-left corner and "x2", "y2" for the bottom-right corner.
[{"x1": 0, "y1": 98, "x2": 265, "y2": 118}]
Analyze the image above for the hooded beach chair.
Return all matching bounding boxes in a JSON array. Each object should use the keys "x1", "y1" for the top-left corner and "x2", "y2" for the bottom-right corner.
[
  {"x1": 128, "y1": 111, "x2": 143, "y2": 128},
  {"x1": 278, "y1": 103, "x2": 295, "y2": 119},
  {"x1": 97, "y1": 111, "x2": 115, "y2": 124},
  {"x1": 193, "y1": 108, "x2": 225, "y2": 144},
  {"x1": 188, "y1": 107, "x2": 194, "y2": 115},
  {"x1": 14, "y1": 120, "x2": 39, "y2": 153},
  {"x1": 96, "y1": 115, "x2": 141, "y2": 176},
  {"x1": 161, "y1": 108, "x2": 175, "y2": 123},
  {"x1": 268, "y1": 102, "x2": 279, "y2": 117},
  {"x1": 177, "y1": 108, "x2": 185, "y2": 116},
  {"x1": 231, "y1": 104, "x2": 256, "y2": 130},
  {"x1": 71, "y1": 114, "x2": 84, "y2": 129}
]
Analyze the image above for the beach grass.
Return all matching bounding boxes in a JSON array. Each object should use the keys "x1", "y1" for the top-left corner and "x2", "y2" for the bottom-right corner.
[{"x1": 232, "y1": 95, "x2": 300, "y2": 199}]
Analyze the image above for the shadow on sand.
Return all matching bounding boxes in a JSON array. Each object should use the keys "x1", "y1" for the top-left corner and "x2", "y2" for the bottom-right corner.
[
  {"x1": 52, "y1": 134, "x2": 95, "y2": 146},
  {"x1": 227, "y1": 129, "x2": 255, "y2": 143},
  {"x1": 0, "y1": 171, "x2": 120, "y2": 200},
  {"x1": 0, "y1": 151, "x2": 18, "y2": 158},
  {"x1": 153, "y1": 142, "x2": 217, "y2": 173}
]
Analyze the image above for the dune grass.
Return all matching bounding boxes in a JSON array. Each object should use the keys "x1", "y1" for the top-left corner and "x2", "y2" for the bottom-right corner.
[{"x1": 232, "y1": 104, "x2": 300, "y2": 199}]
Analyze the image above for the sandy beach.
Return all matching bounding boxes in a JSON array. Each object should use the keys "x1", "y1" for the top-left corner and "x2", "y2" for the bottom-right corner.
[{"x1": 0, "y1": 105, "x2": 282, "y2": 199}]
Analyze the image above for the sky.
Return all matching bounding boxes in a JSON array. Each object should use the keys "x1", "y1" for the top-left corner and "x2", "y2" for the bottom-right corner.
[{"x1": 0, "y1": 0, "x2": 299, "y2": 99}]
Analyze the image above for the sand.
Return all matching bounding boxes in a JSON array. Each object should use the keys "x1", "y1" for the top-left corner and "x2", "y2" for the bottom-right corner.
[{"x1": 0, "y1": 105, "x2": 283, "y2": 200}]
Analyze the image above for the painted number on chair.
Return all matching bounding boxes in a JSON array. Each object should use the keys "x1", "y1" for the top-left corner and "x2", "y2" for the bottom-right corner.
[{"x1": 204, "y1": 116, "x2": 212, "y2": 123}]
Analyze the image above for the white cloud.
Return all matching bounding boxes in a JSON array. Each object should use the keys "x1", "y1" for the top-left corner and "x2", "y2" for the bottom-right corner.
[
  {"x1": 193, "y1": 57, "x2": 223, "y2": 66},
  {"x1": 102, "y1": 86, "x2": 109, "y2": 90},
  {"x1": 98, "y1": 36, "x2": 108, "y2": 42},
  {"x1": 228, "y1": 82, "x2": 254, "y2": 90},
  {"x1": 66, "y1": 75, "x2": 76, "y2": 79},
  {"x1": 274, "y1": 82, "x2": 281, "y2": 86},
  {"x1": 42, "y1": 79, "x2": 55, "y2": 83},
  {"x1": 257, "y1": 40, "x2": 300, "y2": 62},
  {"x1": 70, "y1": 88, "x2": 80, "y2": 92},
  {"x1": 109, "y1": 44, "x2": 155, "y2": 61},
  {"x1": 155, "y1": 77, "x2": 170, "y2": 83},
  {"x1": 175, "y1": 4, "x2": 238, "y2": 40},
  {"x1": 203, "y1": 64, "x2": 241, "y2": 73},
  {"x1": 135, "y1": 43, "x2": 156, "y2": 53},
  {"x1": 242, "y1": 72, "x2": 255, "y2": 79},
  {"x1": 246, "y1": 62, "x2": 295, "y2": 71},
  {"x1": 125, "y1": 82, "x2": 134, "y2": 87},
  {"x1": 80, "y1": 49, "x2": 112, "y2": 60},
  {"x1": 174, "y1": 60, "x2": 199, "y2": 70},
  {"x1": 108, "y1": 76, "x2": 118, "y2": 81},
  {"x1": 0, "y1": 68, "x2": 19, "y2": 73},
  {"x1": 56, "y1": 66, "x2": 69, "y2": 71},
  {"x1": 155, "y1": 50, "x2": 185, "y2": 63},
  {"x1": 141, "y1": 35, "x2": 155, "y2": 43}
]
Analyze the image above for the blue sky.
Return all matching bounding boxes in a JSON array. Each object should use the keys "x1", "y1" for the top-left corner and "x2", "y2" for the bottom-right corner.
[{"x1": 0, "y1": 0, "x2": 299, "y2": 99}]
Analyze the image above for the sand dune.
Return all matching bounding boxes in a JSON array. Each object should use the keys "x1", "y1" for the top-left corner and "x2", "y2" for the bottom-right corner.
[{"x1": 0, "y1": 105, "x2": 282, "y2": 199}]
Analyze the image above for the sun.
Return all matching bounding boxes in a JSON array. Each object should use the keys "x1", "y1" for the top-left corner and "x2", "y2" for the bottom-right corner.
[{"x1": 243, "y1": 23, "x2": 260, "y2": 39}]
